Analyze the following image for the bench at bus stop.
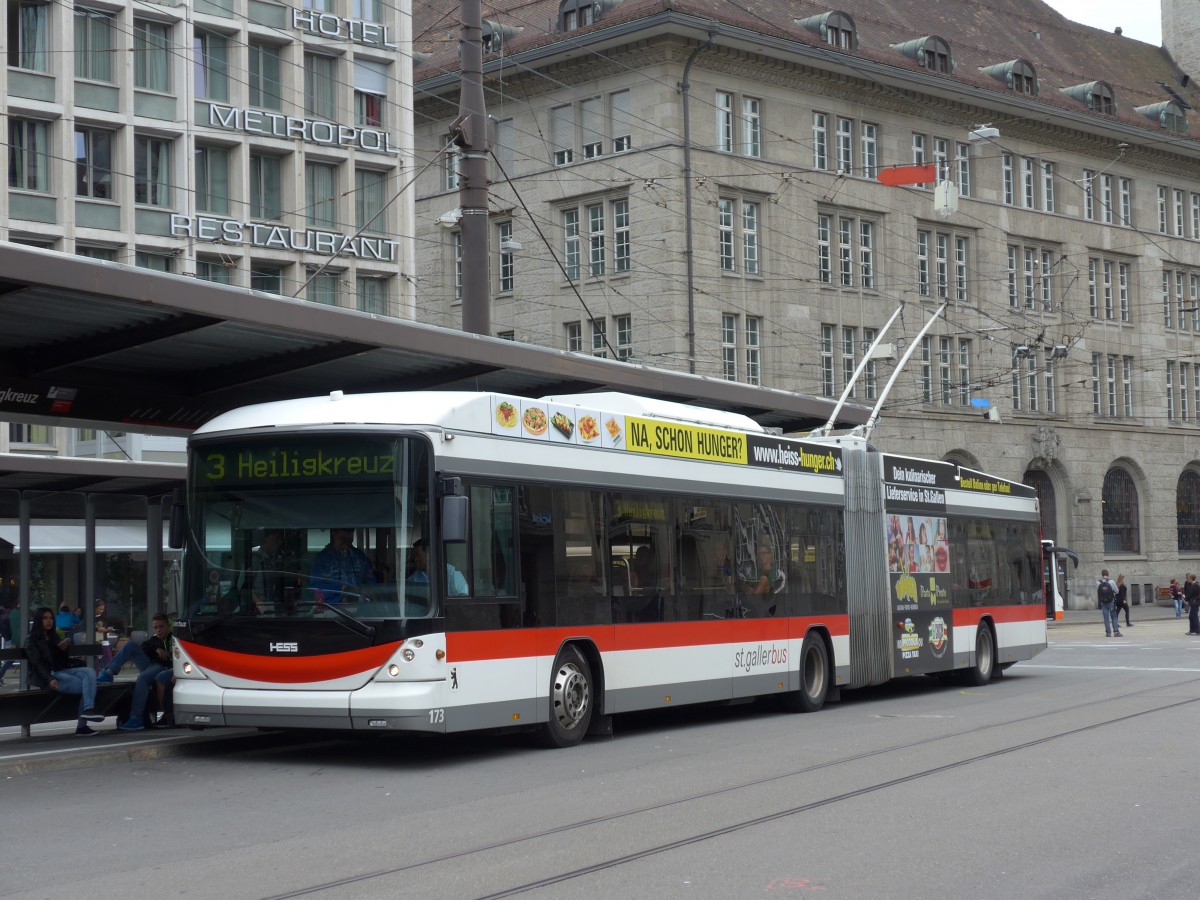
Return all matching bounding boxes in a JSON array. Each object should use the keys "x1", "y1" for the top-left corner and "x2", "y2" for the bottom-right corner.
[{"x1": 0, "y1": 646, "x2": 133, "y2": 733}]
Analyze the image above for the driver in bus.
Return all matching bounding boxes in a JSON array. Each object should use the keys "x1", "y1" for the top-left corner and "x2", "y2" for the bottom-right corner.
[
  {"x1": 740, "y1": 543, "x2": 786, "y2": 616},
  {"x1": 310, "y1": 528, "x2": 376, "y2": 604}
]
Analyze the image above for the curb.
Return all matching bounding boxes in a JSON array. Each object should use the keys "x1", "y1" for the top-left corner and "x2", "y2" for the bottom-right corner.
[{"x1": 0, "y1": 729, "x2": 283, "y2": 778}]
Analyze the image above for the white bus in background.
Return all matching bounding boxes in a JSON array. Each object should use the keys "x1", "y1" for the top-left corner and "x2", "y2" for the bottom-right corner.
[{"x1": 170, "y1": 391, "x2": 1047, "y2": 747}]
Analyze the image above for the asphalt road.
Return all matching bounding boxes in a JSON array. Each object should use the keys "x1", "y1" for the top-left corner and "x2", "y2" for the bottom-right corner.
[{"x1": 5, "y1": 616, "x2": 1198, "y2": 899}]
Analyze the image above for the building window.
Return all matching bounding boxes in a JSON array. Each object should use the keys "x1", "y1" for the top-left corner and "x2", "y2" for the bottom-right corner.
[
  {"x1": 196, "y1": 259, "x2": 233, "y2": 283},
  {"x1": 497, "y1": 221, "x2": 514, "y2": 293},
  {"x1": 74, "y1": 9, "x2": 114, "y2": 82},
  {"x1": 77, "y1": 245, "x2": 117, "y2": 261},
  {"x1": 250, "y1": 154, "x2": 283, "y2": 221},
  {"x1": 611, "y1": 90, "x2": 632, "y2": 153},
  {"x1": 1007, "y1": 241, "x2": 1057, "y2": 310},
  {"x1": 552, "y1": 104, "x2": 575, "y2": 165},
  {"x1": 722, "y1": 314, "x2": 737, "y2": 380},
  {"x1": 861, "y1": 124, "x2": 878, "y2": 179},
  {"x1": 134, "y1": 20, "x2": 171, "y2": 92},
  {"x1": 194, "y1": 31, "x2": 229, "y2": 102},
  {"x1": 1082, "y1": 170, "x2": 1095, "y2": 221},
  {"x1": 716, "y1": 92, "x2": 761, "y2": 157},
  {"x1": 134, "y1": 135, "x2": 170, "y2": 206},
  {"x1": 616, "y1": 314, "x2": 632, "y2": 361},
  {"x1": 9, "y1": 423, "x2": 52, "y2": 445},
  {"x1": 955, "y1": 142, "x2": 970, "y2": 197},
  {"x1": 74, "y1": 127, "x2": 112, "y2": 200},
  {"x1": 1102, "y1": 466, "x2": 1140, "y2": 553},
  {"x1": 354, "y1": 59, "x2": 387, "y2": 127},
  {"x1": 136, "y1": 251, "x2": 172, "y2": 272},
  {"x1": 1020, "y1": 157, "x2": 1035, "y2": 208},
  {"x1": 565, "y1": 321, "x2": 582, "y2": 352},
  {"x1": 305, "y1": 54, "x2": 337, "y2": 120},
  {"x1": 1041, "y1": 162, "x2": 1055, "y2": 212},
  {"x1": 195, "y1": 146, "x2": 231, "y2": 215},
  {"x1": 357, "y1": 277, "x2": 388, "y2": 315},
  {"x1": 9, "y1": 119, "x2": 50, "y2": 193},
  {"x1": 352, "y1": 0, "x2": 381, "y2": 22},
  {"x1": 1163, "y1": 268, "x2": 1200, "y2": 332},
  {"x1": 562, "y1": 198, "x2": 629, "y2": 281},
  {"x1": 917, "y1": 229, "x2": 970, "y2": 303},
  {"x1": 813, "y1": 113, "x2": 827, "y2": 169},
  {"x1": 356, "y1": 169, "x2": 386, "y2": 234},
  {"x1": 591, "y1": 318, "x2": 607, "y2": 357},
  {"x1": 1119, "y1": 178, "x2": 1132, "y2": 227},
  {"x1": 305, "y1": 269, "x2": 339, "y2": 306},
  {"x1": 819, "y1": 213, "x2": 875, "y2": 288},
  {"x1": 251, "y1": 265, "x2": 284, "y2": 294},
  {"x1": 10, "y1": 1, "x2": 49, "y2": 71},
  {"x1": 842, "y1": 327, "x2": 857, "y2": 399},
  {"x1": 1159, "y1": 186, "x2": 1169, "y2": 234},
  {"x1": 306, "y1": 163, "x2": 337, "y2": 228},
  {"x1": 559, "y1": 0, "x2": 598, "y2": 31},
  {"x1": 719, "y1": 198, "x2": 761, "y2": 275},
  {"x1": 861, "y1": 328, "x2": 878, "y2": 399},
  {"x1": 249, "y1": 42, "x2": 283, "y2": 110},
  {"x1": 1178, "y1": 471, "x2": 1200, "y2": 552},
  {"x1": 836, "y1": 118, "x2": 853, "y2": 173},
  {"x1": 746, "y1": 317, "x2": 761, "y2": 385},
  {"x1": 820, "y1": 325, "x2": 835, "y2": 397},
  {"x1": 580, "y1": 96, "x2": 603, "y2": 158},
  {"x1": 912, "y1": 132, "x2": 926, "y2": 166},
  {"x1": 443, "y1": 145, "x2": 461, "y2": 191}
]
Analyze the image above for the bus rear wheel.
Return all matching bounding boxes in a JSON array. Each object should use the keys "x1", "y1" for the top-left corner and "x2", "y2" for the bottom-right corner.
[
  {"x1": 540, "y1": 646, "x2": 593, "y2": 748},
  {"x1": 782, "y1": 634, "x2": 829, "y2": 713},
  {"x1": 962, "y1": 623, "x2": 995, "y2": 686}
]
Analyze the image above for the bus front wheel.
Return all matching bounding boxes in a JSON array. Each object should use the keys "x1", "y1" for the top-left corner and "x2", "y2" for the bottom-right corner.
[
  {"x1": 782, "y1": 633, "x2": 829, "y2": 713},
  {"x1": 540, "y1": 646, "x2": 593, "y2": 748},
  {"x1": 962, "y1": 623, "x2": 995, "y2": 686}
]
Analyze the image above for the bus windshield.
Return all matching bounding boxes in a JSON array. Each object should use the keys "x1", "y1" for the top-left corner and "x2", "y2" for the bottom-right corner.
[{"x1": 183, "y1": 434, "x2": 431, "y2": 621}]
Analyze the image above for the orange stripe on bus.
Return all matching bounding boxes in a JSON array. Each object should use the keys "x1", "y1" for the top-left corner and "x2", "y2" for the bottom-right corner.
[
  {"x1": 446, "y1": 616, "x2": 849, "y2": 662},
  {"x1": 180, "y1": 640, "x2": 401, "y2": 683}
]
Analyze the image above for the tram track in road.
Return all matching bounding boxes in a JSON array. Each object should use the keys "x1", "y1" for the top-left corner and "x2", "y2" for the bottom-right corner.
[{"x1": 262, "y1": 678, "x2": 1200, "y2": 899}]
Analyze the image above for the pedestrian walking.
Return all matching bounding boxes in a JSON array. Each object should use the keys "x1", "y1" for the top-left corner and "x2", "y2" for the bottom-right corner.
[
  {"x1": 1171, "y1": 578, "x2": 1184, "y2": 618},
  {"x1": 1097, "y1": 569, "x2": 1121, "y2": 637},
  {"x1": 1186, "y1": 573, "x2": 1200, "y2": 636},
  {"x1": 1115, "y1": 574, "x2": 1133, "y2": 627}
]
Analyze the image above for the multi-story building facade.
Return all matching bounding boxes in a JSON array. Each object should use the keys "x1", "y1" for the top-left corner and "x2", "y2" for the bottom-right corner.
[
  {"x1": 412, "y1": 0, "x2": 1200, "y2": 606},
  {"x1": 1, "y1": 0, "x2": 415, "y2": 609},
  {"x1": 3, "y1": 0, "x2": 415, "y2": 311}
]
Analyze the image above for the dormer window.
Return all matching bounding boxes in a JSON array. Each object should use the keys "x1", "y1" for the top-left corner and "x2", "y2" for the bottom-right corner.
[
  {"x1": 795, "y1": 11, "x2": 858, "y2": 50},
  {"x1": 481, "y1": 19, "x2": 522, "y2": 54},
  {"x1": 890, "y1": 36, "x2": 952, "y2": 74},
  {"x1": 1135, "y1": 101, "x2": 1189, "y2": 134},
  {"x1": 1060, "y1": 81, "x2": 1116, "y2": 114},
  {"x1": 980, "y1": 59, "x2": 1038, "y2": 95},
  {"x1": 558, "y1": 0, "x2": 616, "y2": 32}
]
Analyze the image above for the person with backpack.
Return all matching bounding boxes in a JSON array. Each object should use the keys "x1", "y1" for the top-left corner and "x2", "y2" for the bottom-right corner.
[
  {"x1": 1115, "y1": 574, "x2": 1133, "y2": 627},
  {"x1": 1097, "y1": 570, "x2": 1121, "y2": 637},
  {"x1": 1185, "y1": 573, "x2": 1200, "y2": 636}
]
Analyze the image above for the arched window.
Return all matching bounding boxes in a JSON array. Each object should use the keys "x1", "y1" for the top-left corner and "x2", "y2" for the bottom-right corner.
[
  {"x1": 558, "y1": 0, "x2": 616, "y2": 32},
  {"x1": 1134, "y1": 101, "x2": 1188, "y2": 134},
  {"x1": 1178, "y1": 470, "x2": 1200, "y2": 552},
  {"x1": 1102, "y1": 466, "x2": 1140, "y2": 553},
  {"x1": 980, "y1": 59, "x2": 1038, "y2": 95},
  {"x1": 1060, "y1": 81, "x2": 1115, "y2": 114},
  {"x1": 890, "y1": 36, "x2": 952, "y2": 73},
  {"x1": 1023, "y1": 469, "x2": 1056, "y2": 541}
]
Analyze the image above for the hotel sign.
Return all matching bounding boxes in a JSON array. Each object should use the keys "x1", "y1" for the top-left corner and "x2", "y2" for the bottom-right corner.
[
  {"x1": 205, "y1": 104, "x2": 400, "y2": 155},
  {"x1": 291, "y1": 8, "x2": 400, "y2": 50}
]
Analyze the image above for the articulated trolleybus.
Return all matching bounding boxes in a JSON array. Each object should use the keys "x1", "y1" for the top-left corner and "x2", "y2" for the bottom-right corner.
[{"x1": 172, "y1": 391, "x2": 1046, "y2": 746}]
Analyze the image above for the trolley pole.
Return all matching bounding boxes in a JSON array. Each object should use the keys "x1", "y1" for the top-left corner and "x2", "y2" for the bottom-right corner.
[{"x1": 453, "y1": 0, "x2": 491, "y2": 335}]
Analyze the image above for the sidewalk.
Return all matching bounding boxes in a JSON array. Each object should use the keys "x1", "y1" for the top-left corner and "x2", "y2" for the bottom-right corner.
[{"x1": 1052, "y1": 601, "x2": 1179, "y2": 627}]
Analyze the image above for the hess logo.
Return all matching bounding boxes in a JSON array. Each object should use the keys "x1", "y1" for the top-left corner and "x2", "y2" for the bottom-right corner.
[{"x1": 269, "y1": 642, "x2": 299, "y2": 653}]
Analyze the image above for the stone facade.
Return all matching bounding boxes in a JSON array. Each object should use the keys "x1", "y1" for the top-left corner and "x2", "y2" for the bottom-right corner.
[{"x1": 414, "y1": 4, "x2": 1200, "y2": 609}]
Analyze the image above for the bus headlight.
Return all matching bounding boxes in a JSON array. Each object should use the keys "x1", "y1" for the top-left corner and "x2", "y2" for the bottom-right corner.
[
  {"x1": 389, "y1": 664, "x2": 400, "y2": 676},
  {"x1": 401, "y1": 648, "x2": 415, "y2": 662},
  {"x1": 182, "y1": 662, "x2": 193, "y2": 675}
]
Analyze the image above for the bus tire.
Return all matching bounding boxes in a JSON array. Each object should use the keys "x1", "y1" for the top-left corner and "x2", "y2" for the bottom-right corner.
[
  {"x1": 540, "y1": 646, "x2": 593, "y2": 748},
  {"x1": 782, "y1": 633, "x2": 829, "y2": 713},
  {"x1": 962, "y1": 623, "x2": 995, "y2": 686}
]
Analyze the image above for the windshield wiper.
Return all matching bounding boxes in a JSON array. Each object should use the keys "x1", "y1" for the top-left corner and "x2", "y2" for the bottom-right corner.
[{"x1": 316, "y1": 599, "x2": 376, "y2": 639}]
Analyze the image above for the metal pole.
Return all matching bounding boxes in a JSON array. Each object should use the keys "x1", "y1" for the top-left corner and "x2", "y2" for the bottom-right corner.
[
  {"x1": 861, "y1": 302, "x2": 947, "y2": 442},
  {"x1": 681, "y1": 31, "x2": 716, "y2": 375},
  {"x1": 456, "y1": 0, "x2": 491, "y2": 335},
  {"x1": 816, "y1": 303, "x2": 905, "y2": 437},
  {"x1": 18, "y1": 494, "x2": 30, "y2": 735}
]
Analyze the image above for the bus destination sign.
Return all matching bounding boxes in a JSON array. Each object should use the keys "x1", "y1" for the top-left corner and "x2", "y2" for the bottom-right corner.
[{"x1": 197, "y1": 442, "x2": 394, "y2": 486}]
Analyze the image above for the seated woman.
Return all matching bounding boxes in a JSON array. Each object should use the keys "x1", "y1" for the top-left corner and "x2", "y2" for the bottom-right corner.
[{"x1": 25, "y1": 606, "x2": 105, "y2": 735}]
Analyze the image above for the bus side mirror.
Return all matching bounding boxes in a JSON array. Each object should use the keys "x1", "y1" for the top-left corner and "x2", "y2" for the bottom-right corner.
[
  {"x1": 168, "y1": 490, "x2": 186, "y2": 550},
  {"x1": 441, "y1": 494, "x2": 468, "y2": 543}
]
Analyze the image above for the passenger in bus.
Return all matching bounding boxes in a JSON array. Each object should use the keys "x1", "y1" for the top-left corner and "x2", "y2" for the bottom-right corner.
[
  {"x1": 249, "y1": 528, "x2": 287, "y2": 614},
  {"x1": 741, "y1": 543, "x2": 786, "y2": 616},
  {"x1": 407, "y1": 538, "x2": 469, "y2": 596},
  {"x1": 310, "y1": 528, "x2": 376, "y2": 603},
  {"x1": 629, "y1": 547, "x2": 663, "y2": 621}
]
